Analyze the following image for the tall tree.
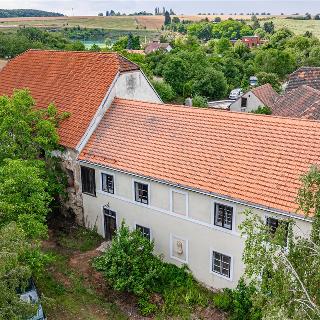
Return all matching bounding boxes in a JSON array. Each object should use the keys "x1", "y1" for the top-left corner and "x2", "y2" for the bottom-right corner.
[{"x1": 164, "y1": 11, "x2": 171, "y2": 25}]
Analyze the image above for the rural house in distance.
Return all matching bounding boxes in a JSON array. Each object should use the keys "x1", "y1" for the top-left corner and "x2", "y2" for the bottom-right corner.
[{"x1": 0, "y1": 49, "x2": 318, "y2": 289}]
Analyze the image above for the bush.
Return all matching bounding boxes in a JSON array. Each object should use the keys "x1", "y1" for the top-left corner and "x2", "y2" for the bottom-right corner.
[
  {"x1": 192, "y1": 95, "x2": 208, "y2": 107},
  {"x1": 213, "y1": 279, "x2": 262, "y2": 320},
  {"x1": 93, "y1": 221, "x2": 163, "y2": 296},
  {"x1": 213, "y1": 288, "x2": 234, "y2": 311},
  {"x1": 151, "y1": 80, "x2": 176, "y2": 102},
  {"x1": 93, "y1": 221, "x2": 212, "y2": 317},
  {"x1": 252, "y1": 105, "x2": 272, "y2": 115}
]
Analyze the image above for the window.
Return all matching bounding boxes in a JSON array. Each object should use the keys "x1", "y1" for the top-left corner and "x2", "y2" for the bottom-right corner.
[
  {"x1": 101, "y1": 173, "x2": 114, "y2": 194},
  {"x1": 214, "y1": 203, "x2": 233, "y2": 230},
  {"x1": 241, "y1": 97, "x2": 247, "y2": 111},
  {"x1": 136, "y1": 225, "x2": 151, "y2": 240},
  {"x1": 81, "y1": 166, "x2": 96, "y2": 196},
  {"x1": 134, "y1": 182, "x2": 149, "y2": 204},
  {"x1": 266, "y1": 217, "x2": 289, "y2": 240},
  {"x1": 171, "y1": 190, "x2": 187, "y2": 215},
  {"x1": 212, "y1": 251, "x2": 231, "y2": 278}
]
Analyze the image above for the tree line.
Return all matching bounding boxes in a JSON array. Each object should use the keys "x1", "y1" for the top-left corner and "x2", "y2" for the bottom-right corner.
[{"x1": 0, "y1": 9, "x2": 63, "y2": 18}]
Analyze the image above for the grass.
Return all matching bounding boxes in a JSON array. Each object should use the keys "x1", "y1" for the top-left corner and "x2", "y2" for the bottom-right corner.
[
  {"x1": 265, "y1": 17, "x2": 320, "y2": 38},
  {"x1": 36, "y1": 251, "x2": 127, "y2": 320},
  {"x1": 56, "y1": 226, "x2": 103, "y2": 252}
]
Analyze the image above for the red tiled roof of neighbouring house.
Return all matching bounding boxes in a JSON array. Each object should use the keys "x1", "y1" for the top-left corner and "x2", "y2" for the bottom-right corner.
[
  {"x1": 0, "y1": 49, "x2": 139, "y2": 149},
  {"x1": 272, "y1": 85, "x2": 320, "y2": 120},
  {"x1": 286, "y1": 67, "x2": 320, "y2": 92},
  {"x1": 144, "y1": 42, "x2": 171, "y2": 54},
  {"x1": 79, "y1": 98, "x2": 320, "y2": 216},
  {"x1": 251, "y1": 83, "x2": 279, "y2": 107}
]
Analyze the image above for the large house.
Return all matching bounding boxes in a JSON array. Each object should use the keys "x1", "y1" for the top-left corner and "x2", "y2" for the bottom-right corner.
[
  {"x1": 78, "y1": 98, "x2": 318, "y2": 289},
  {"x1": 0, "y1": 50, "x2": 318, "y2": 290},
  {"x1": 0, "y1": 49, "x2": 161, "y2": 221}
]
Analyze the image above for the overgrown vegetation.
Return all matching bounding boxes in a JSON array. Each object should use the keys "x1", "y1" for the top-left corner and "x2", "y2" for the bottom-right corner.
[
  {"x1": 93, "y1": 222, "x2": 215, "y2": 317},
  {"x1": 237, "y1": 166, "x2": 320, "y2": 319},
  {"x1": 0, "y1": 89, "x2": 69, "y2": 318}
]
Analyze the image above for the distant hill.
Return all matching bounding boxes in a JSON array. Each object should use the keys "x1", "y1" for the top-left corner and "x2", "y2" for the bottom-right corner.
[{"x1": 0, "y1": 9, "x2": 64, "y2": 18}]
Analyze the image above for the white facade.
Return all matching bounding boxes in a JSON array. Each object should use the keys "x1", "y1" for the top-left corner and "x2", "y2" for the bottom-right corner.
[
  {"x1": 229, "y1": 91, "x2": 264, "y2": 113},
  {"x1": 80, "y1": 162, "x2": 312, "y2": 289},
  {"x1": 63, "y1": 70, "x2": 162, "y2": 222}
]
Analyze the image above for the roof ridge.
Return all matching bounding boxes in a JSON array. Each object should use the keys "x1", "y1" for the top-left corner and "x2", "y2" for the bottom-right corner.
[{"x1": 113, "y1": 97, "x2": 320, "y2": 125}]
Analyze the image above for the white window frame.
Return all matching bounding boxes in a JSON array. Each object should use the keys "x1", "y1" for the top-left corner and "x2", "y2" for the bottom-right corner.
[
  {"x1": 170, "y1": 233, "x2": 189, "y2": 264},
  {"x1": 209, "y1": 248, "x2": 233, "y2": 282},
  {"x1": 132, "y1": 179, "x2": 150, "y2": 207},
  {"x1": 170, "y1": 188, "x2": 189, "y2": 217},
  {"x1": 211, "y1": 200, "x2": 236, "y2": 232},
  {"x1": 135, "y1": 223, "x2": 152, "y2": 241},
  {"x1": 100, "y1": 170, "x2": 116, "y2": 194}
]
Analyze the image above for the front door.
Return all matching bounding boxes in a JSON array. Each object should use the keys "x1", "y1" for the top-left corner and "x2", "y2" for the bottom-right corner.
[{"x1": 103, "y1": 208, "x2": 117, "y2": 241}]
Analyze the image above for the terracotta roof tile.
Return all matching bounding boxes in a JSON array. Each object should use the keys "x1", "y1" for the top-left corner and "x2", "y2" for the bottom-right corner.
[
  {"x1": 0, "y1": 49, "x2": 139, "y2": 149},
  {"x1": 286, "y1": 67, "x2": 320, "y2": 92},
  {"x1": 272, "y1": 85, "x2": 320, "y2": 120},
  {"x1": 251, "y1": 83, "x2": 279, "y2": 107},
  {"x1": 79, "y1": 98, "x2": 320, "y2": 215}
]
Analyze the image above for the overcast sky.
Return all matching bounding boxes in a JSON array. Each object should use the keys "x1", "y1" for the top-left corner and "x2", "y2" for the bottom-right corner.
[{"x1": 1, "y1": 0, "x2": 320, "y2": 16}]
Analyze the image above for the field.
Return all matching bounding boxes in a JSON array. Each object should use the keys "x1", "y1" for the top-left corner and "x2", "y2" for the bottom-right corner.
[
  {"x1": 0, "y1": 14, "x2": 284, "y2": 31},
  {"x1": 265, "y1": 18, "x2": 320, "y2": 38}
]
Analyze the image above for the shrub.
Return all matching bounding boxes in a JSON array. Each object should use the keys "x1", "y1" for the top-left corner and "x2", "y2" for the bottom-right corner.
[
  {"x1": 151, "y1": 80, "x2": 176, "y2": 102},
  {"x1": 192, "y1": 95, "x2": 208, "y2": 107},
  {"x1": 252, "y1": 105, "x2": 272, "y2": 115},
  {"x1": 93, "y1": 221, "x2": 164, "y2": 296},
  {"x1": 213, "y1": 288, "x2": 234, "y2": 311}
]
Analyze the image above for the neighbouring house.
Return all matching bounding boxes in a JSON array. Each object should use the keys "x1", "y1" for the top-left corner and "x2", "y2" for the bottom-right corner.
[
  {"x1": 0, "y1": 49, "x2": 162, "y2": 222},
  {"x1": 229, "y1": 83, "x2": 279, "y2": 112},
  {"x1": 125, "y1": 49, "x2": 145, "y2": 55},
  {"x1": 231, "y1": 36, "x2": 266, "y2": 48},
  {"x1": 78, "y1": 98, "x2": 318, "y2": 289},
  {"x1": 272, "y1": 85, "x2": 320, "y2": 119},
  {"x1": 144, "y1": 42, "x2": 172, "y2": 54},
  {"x1": 286, "y1": 66, "x2": 320, "y2": 92}
]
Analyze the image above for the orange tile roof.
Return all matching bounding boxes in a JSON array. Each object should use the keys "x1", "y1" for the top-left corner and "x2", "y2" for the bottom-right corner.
[
  {"x1": 251, "y1": 83, "x2": 279, "y2": 107},
  {"x1": 79, "y1": 98, "x2": 320, "y2": 216},
  {"x1": 0, "y1": 50, "x2": 139, "y2": 149}
]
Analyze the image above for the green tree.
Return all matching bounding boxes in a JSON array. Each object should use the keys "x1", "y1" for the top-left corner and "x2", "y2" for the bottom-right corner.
[
  {"x1": 151, "y1": 80, "x2": 176, "y2": 102},
  {"x1": 65, "y1": 40, "x2": 86, "y2": 51},
  {"x1": 239, "y1": 166, "x2": 320, "y2": 319},
  {"x1": 233, "y1": 40, "x2": 250, "y2": 58},
  {"x1": 0, "y1": 159, "x2": 50, "y2": 238},
  {"x1": 0, "y1": 223, "x2": 35, "y2": 320},
  {"x1": 0, "y1": 89, "x2": 68, "y2": 203},
  {"x1": 263, "y1": 21, "x2": 274, "y2": 34},
  {"x1": 192, "y1": 68, "x2": 228, "y2": 100},
  {"x1": 257, "y1": 72, "x2": 282, "y2": 93},
  {"x1": 215, "y1": 37, "x2": 232, "y2": 54},
  {"x1": 254, "y1": 48, "x2": 296, "y2": 79},
  {"x1": 192, "y1": 95, "x2": 208, "y2": 107},
  {"x1": 163, "y1": 56, "x2": 189, "y2": 95},
  {"x1": 164, "y1": 11, "x2": 171, "y2": 25},
  {"x1": 251, "y1": 105, "x2": 272, "y2": 115}
]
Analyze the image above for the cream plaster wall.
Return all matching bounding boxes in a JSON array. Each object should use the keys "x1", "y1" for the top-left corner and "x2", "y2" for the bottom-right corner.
[{"x1": 81, "y1": 163, "x2": 312, "y2": 289}]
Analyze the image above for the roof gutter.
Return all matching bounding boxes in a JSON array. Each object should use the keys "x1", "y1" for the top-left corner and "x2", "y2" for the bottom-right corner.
[{"x1": 78, "y1": 159, "x2": 312, "y2": 223}]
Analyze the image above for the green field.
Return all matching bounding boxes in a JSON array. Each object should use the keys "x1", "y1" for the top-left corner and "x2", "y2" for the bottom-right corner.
[
  {"x1": 265, "y1": 18, "x2": 320, "y2": 37},
  {"x1": 0, "y1": 16, "x2": 138, "y2": 30}
]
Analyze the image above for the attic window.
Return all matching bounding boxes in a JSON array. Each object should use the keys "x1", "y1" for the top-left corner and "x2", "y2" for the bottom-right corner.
[
  {"x1": 241, "y1": 97, "x2": 247, "y2": 111},
  {"x1": 81, "y1": 166, "x2": 96, "y2": 196}
]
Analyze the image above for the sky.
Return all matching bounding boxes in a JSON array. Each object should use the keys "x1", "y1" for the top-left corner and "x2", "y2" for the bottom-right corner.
[{"x1": 1, "y1": 0, "x2": 320, "y2": 16}]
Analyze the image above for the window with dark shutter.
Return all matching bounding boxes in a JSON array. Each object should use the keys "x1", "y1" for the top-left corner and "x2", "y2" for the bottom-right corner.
[
  {"x1": 214, "y1": 203, "x2": 233, "y2": 230},
  {"x1": 212, "y1": 251, "x2": 231, "y2": 278},
  {"x1": 136, "y1": 225, "x2": 151, "y2": 240},
  {"x1": 101, "y1": 173, "x2": 114, "y2": 194},
  {"x1": 241, "y1": 97, "x2": 247, "y2": 111},
  {"x1": 134, "y1": 182, "x2": 149, "y2": 204},
  {"x1": 81, "y1": 166, "x2": 96, "y2": 196}
]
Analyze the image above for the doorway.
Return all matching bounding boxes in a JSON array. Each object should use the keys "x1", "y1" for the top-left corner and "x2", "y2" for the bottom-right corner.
[{"x1": 103, "y1": 207, "x2": 117, "y2": 241}]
